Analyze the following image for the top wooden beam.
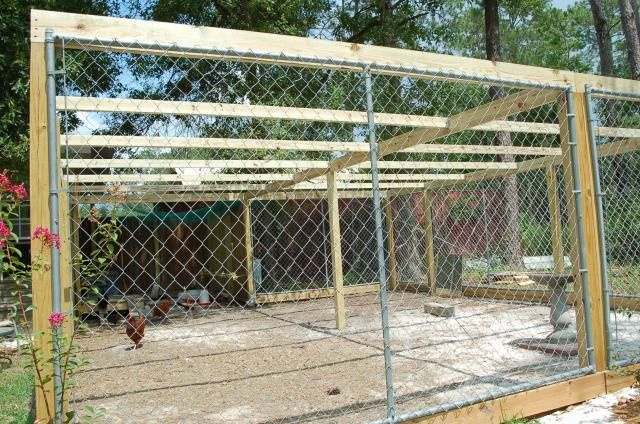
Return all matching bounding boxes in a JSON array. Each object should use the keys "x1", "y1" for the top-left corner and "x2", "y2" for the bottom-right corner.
[{"x1": 31, "y1": 9, "x2": 640, "y2": 93}]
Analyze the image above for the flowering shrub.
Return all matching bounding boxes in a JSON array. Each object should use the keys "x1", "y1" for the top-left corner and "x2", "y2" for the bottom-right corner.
[{"x1": 0, "y1": 170, "x2": 119, "y2": 423}]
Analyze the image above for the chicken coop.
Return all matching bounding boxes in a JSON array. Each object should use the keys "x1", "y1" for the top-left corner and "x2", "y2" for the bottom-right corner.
[{"x1": 29, "y1": 10, "x2": 640, "y2": 424}]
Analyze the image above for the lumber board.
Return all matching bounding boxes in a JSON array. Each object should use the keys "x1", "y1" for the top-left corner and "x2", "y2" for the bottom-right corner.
[
  {"x1": 64, "y1": 134, "x2": 562, "y2": 155},
  {"x1": 573, "y1": 92, "x2": 608, "y2": 372},
  {"x1": 254, "y1": 284, "x2": 379, "y2": 304},
  {"x1": 65, "y1": 172, "x2": 465, "y2": 184},
  {"x1": 61, "y1": 158, "x2": 519, "y2": 170},
  {"x1": 243, "y1": 201, "x2": 255, "y2": 302},
  {"x1": 246, "y1": 88, "x2": 554, "y2": 200},
  {"x1": 29, "y1": 41, "x2": 55, "y2": 421},
  {"x1": 546, "y1": 165, "x2": 565, "y2": 274},
  {"x1": 31, "y1": 10, "x2": 640, "y2": 93},
  {"x1": 384, "y1": 200, "x2": 398, "y2": 290},
  {"x1": 423, "y1": 190, "x2": 436, "y2": 292},
  {"x1": 327, "y1": 171, "x2": 346, "y2": 329},
  {"x1": 605, "y1": 364, "x2": 640, "y2": 393},
  {"x1": 407, "y1": 373, "x2": 606, "y2": 424}
]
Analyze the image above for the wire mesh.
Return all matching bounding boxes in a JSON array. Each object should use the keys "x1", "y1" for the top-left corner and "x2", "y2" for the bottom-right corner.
[
  {"x1": 52, "y1": 35, "x2": 594, "y2": 423},
  {"x1": 589, "y1": 89, "x2": 640, "y2": 367}
]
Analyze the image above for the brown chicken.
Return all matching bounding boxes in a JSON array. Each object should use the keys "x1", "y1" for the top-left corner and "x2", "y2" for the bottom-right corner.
[
  {"x1": 125, "y1": 314, "x2": 145, "y2": 350},
  {"x1": 152, "y1": 298, "x2": 172, "y2": 318}
]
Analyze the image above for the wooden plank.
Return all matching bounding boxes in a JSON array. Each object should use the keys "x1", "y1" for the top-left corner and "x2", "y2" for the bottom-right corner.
[
  {"x1": 31, "y1": 10, "x2": 640, "y2": 93},
  {"x1": 66, "y1": 172, "x2": 465, "y2": 184},
  {"x1": 62, "y1": 158, "x2": 518, "y2": 170},
  {"x1": 597, "y1": 137, "x2": 640, "y2": 156},
  {"x1": 255, "y1": 284, "x2": 379, "y2": 304},
  {"x1": 605, "y1": 364, "x2": 640, "y2": 393},
  {"x1": 546, "y1": 165, "x2": 565, "y2": 274},
  {"x1": 423, "y1": 190, "x2": 436, "y2": 292},
  {"x1": 384, "y1": 200, "x2": 398, "y2": 291},
  {"x1": 247, "y1": 89, "x2": 554, "y2": 200},
  {"x1": 327, "y1": 171, "x2": 345, "y2": 330},
  {"x1": 29, "y1": 41, "x2": 55, "y2": 421},
  {"x1": 407, "y1": 372, "x2": 606, "y2": 424},
  {"x1": 243, "y1": 201, "x2": 255, "y2": 302},
  {"x1": 559, "y1": 93, "x2": 589, "y2": 369},
  {"x1": 573, "y1": 92, "x2": 608, "y2": 372},
  {"x1": 64, "y1": 134, "x2": 562, "y2": 155}
]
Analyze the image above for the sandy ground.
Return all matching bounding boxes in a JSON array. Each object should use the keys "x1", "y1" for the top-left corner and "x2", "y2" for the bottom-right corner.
[{"x1": 70, "y1": 292, "x2": 636, "y2": 423}]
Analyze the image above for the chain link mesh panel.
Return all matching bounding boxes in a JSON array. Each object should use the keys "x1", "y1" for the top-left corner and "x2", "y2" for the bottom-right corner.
[
  {"x1": 54, "y1": 36, "x2": 592, "y2": 423},
  {"x1": 589, "y1": 89, "x2": 640, "y2": 367}
]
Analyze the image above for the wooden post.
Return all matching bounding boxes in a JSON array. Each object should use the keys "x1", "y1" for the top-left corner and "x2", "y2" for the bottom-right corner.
[
  {"x1": 152, "y1": 226, "x2": 162, "y2": 284},
  {"x1": 327, "y1": 171, "x2": 346, "y2": 329},
  {"x1": 558, "y1": 93, "x2": 592, "y2": 369},
  {"x1": 383, "y1": 199, "x2": 398, "y2": 290},
  {"x1": 29, "y1": 40, "x2": 55, "y2": 420},
  {"x1": 546, "y1": 165, "x2": 565, "y2": 273},
  {"x1": 243, "y1": 201, "x2": 255, "y2": 301},
  {"x1": 423, "y1": 190, "x2": 437, "y2": 293},
  {"x1": 573, "y1": 91, "x2": 608, "y2": 372}
]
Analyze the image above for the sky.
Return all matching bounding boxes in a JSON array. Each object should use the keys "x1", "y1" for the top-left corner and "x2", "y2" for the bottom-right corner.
[{"x1": 553, "y1": 0, "x2": 578, "y2": 9}]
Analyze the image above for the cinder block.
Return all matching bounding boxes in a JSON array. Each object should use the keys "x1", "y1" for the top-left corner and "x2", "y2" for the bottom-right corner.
[{"x1": 423, "y1": 302, "x2": 456, "y2": 318}]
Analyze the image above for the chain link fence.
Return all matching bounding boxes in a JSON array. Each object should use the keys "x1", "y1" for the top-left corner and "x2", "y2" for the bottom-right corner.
[
  {"x1": 50, "y1": 35, "x2": 604, "y2": 423},
  {"x1": 588, "y1": 88, "x2": 640, "y2": 368}
]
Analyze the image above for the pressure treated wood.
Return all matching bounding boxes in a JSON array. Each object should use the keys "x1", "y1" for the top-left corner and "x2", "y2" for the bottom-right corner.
[
  {"x1": 573, "y1": 92, "x2": 608, "y2": 372},
  {"x1": 423, "y1": 190, "x2": 436, "y2": 292},
  {"x1": 31, "y1": 10, "x2": 640, "y2": 93},
  {"x1": 384, "y1": 200, "x2": 398, "y2": 290},
  {"x1": 327, "y1": 171, "x2": 345, "y2": 329},
  {"x1": 254, "y1": 284, "x2": 379, "y2": 304},
  {"x1": 243, "y1": 201, "x2": 255, "y2": 302},
  {"x1": 558, "y1": 94, "x2": 589, "y2": 369},
  {"x1": 546, "y1": 165, "x2": 565, "y2": 273},
  {"x1": 408, "y1": 373, "x2": 606, "y2": 424},
  {"x1": 64, "y1": 134, "x2": 562, "y2": 155}
]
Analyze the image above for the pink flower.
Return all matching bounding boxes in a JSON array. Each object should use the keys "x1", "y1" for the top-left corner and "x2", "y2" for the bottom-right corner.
[
  {"x1": 0, "y1": 174, "x2": 10, "y2": 192},
  {"x1": 32, "y1": 227, "x2": 61, "y2": 250},
  {"x1": 0, "y1": 220, "x2": 10, "y2": 248},
  {"x1": 48, "y1": 312, "x2": 66, "y2": 328},
  {"x1": 9, "y1": 184, "x2": 27, "y2": 201}
]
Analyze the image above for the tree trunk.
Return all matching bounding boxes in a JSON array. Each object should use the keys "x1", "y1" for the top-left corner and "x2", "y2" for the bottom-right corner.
[
  {"x1": 590, "y1": 0, "x2": 629, "y2": 190},
  {"x1": 619, "y1": 0, "x2": 640, "y2": 79},
  {"x1": 484, "y1": 0, "x2": 524, "y2": 267}
]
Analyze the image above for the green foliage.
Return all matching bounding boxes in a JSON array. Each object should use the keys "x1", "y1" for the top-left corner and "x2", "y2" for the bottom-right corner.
[{"x1": 0, "y1": 358, "x2": 34, "y2": 424}]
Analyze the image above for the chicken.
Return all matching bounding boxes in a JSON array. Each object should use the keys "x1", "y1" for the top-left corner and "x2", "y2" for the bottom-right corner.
[
  {"x1": 125, "y1": 313, "x2": 145, "y2": 350},
  {"x1": 152, "y1": 298, "x2": 172, "y2": 318}
]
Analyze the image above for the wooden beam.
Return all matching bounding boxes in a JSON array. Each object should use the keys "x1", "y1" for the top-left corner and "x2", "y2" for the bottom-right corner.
[
  {"x1": 327, "y1": 171, "x2": 346, "y2": 330},
  {"x1": 62, "y1": 158, "x2": 519, "y2": 170},
  {"x1": 247, "y1": 88, "x2": 556, "y2": 200},
  {"x1": 243, "y1": 201, "x2": 255, "y2": 303},
  {"x1": 384, "y1": 200, "x2": 398, "y2": 291},
  {"x1": 408, "y1": 373, "x2": 606, "y2": 423},
  {"x1": 558, "y1": 94, "x2": 589, "y2": 369},
  {"x1": 573, "y1": 91, "x2": 608, "y2": 372},
  {"x1": 254, "y1": 283, "x2": 379, "y2": 304},
  {"x1": 546, "y1": 165, "x2": 565, "y2": 274},
  {"x1": 29, "y1": 41, "x2": 55, "y2": 421},
  {"x1": 423, "y1": 190, "x2": 436, "y2": 292},
  {"x1": 31, "y1": 10, "x2": 640, "y2": 93},
  {"x1": 64, "y1": 134, "x2": 562, "y2": 155},
  {"x1": 66, "y1": 172, "x2": 465, "y2": 184}
]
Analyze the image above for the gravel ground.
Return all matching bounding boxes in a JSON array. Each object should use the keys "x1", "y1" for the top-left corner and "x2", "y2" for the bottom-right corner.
[{"x1": 69, "y1": 292, "x2": 634, "y2": 423}]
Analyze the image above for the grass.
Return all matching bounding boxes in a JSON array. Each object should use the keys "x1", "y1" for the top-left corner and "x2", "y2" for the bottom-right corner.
[{"x1": 0, "y1": 356, "x2": 34, "y2": 424}]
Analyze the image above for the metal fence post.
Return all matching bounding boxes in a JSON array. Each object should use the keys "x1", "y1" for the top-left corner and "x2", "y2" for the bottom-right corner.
[
  {"x1": 45, "y1": 28, "x2": 63, "y2": 424},
  {"x1": 363, "y1": 65, "x2": 395, "y2": 421},
  {"x1": 584, "y1": 85, "x2": 613, "y2": 367},
  {"x1": 565, "y1": 88, "x2": 596, "y2": 368}
]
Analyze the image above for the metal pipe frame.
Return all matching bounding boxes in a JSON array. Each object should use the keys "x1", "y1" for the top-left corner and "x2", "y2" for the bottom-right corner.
[
  {"x1": 584, "y1": 85, "x2": 613, "y2": 367},
  {"x1": 45, "y1": 28, "x2": 63, "y2": 424},
  {"x1": 566, "y1": 88, "x2": 596, "y2": 368},
  {"x1": 57, "y1": 35, "x2": 569, "y2": 91},
  {"x1": 364, "y1": 66, "x2": 396, "y2": 420}
]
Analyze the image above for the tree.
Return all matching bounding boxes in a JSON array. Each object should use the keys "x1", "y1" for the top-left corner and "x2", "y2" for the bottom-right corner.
[
  {"x1": 618, "y1": 0, "x2": 640, "y2": 79},
  {"x1": 484, "y1": 0, "x2": 524, "y2": 267}
]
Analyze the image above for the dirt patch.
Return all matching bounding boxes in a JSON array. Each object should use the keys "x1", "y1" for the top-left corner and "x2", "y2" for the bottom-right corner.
[{"x1": 614, "y1": 393, "x2": 640, "y2": 422}]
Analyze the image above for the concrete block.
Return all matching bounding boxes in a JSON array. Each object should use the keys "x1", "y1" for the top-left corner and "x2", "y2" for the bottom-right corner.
[{"x1": 424, "y1": 302, "x2": 456, "y2": 318}]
